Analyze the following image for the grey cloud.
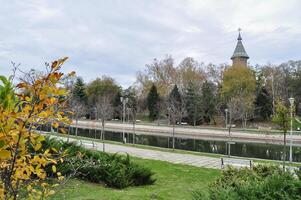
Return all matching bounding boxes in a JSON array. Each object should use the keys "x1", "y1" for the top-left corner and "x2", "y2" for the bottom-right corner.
[{"x1": 0, "y1": 0, "x2": 300, "y2": 87}]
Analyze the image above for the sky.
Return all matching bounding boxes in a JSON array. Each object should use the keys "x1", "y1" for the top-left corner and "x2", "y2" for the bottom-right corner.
[{"x1": 0, "y1": 0, "x2": 301, "y2": 87}]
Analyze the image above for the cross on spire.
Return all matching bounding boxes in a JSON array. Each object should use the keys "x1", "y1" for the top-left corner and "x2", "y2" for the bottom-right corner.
[{"x1": 237, "y1": 28, "x2": 242, "y2": 40}]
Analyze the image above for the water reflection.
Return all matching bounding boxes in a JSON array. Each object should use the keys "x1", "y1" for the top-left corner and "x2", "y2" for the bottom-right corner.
[{"x1": 48, "y1": 126, "x2": 301, "y2": 162}]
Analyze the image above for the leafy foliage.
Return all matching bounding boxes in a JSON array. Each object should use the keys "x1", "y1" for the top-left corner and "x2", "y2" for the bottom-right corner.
[
  {"x1": 193, "y1": 165, "x2": 301, "y2": 200},
  {"x1": 0, "y1": 58, "x2": 73, "y2": 199},
  {"x1": 42, "y1": 137, "x2": 156, "y2": 189}
]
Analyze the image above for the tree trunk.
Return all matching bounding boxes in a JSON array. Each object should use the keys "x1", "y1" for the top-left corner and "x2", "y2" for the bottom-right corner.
[
  {"x1": 283, "y1": 131, "x2": 287, "y2": 171},
  {"x1": 102, "y1": 118, "x2": 105, "y2": 152},
  {"x1": 133, "y1": 120, "x2": 136, "y2": 145},
  {"x1": 172, "y1": 123, "x2": 175, "y2": 150},
  {"x1": 75, "y1": 118, "x2": 78, "y2": 138}
]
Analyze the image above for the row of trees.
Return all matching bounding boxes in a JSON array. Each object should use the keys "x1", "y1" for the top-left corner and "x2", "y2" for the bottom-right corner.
[
  {"x1": 139, "y1": 56, "x2": 301, "y2": 128},
  {"x1": 69, "y1": 55, "x2": 301, "y2": 129}
]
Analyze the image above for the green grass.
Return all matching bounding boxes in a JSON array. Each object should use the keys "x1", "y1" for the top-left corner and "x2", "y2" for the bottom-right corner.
[{"x1": 49, "y1": 158, "x2": 220, "y2": 200}]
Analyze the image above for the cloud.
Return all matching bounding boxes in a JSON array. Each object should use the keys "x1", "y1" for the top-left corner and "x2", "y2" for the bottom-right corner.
[{"x1": 0, "y1": 0, "x2": 300, "y2": 87}]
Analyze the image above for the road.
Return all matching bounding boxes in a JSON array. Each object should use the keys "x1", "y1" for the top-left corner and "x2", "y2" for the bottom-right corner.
[{"x1": 71, "y1": 120, "x2": 301, "y2": 146}]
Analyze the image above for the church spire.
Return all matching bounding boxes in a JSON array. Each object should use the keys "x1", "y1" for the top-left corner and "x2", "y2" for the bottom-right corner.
[{"x1": 231, "y1": 28, "x2": 249, "y2": 66}]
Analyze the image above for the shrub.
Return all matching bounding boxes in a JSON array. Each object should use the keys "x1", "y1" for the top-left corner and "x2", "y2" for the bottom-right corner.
[
  {"x1": 41, "y1": 137, "x2": 155, "y2": 188},
  {"x1": 193, "y1": 165, "x2": 301, "y2": 200}
]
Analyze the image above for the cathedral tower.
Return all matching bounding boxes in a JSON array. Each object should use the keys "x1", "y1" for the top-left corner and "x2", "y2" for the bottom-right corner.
[{"x1": 231, "y1": 29, "x2": 249, "y2": 67}]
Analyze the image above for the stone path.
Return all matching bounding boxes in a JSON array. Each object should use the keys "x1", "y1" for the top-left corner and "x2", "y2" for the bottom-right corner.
[{"x1": 54, "y1": 135, "x2": 222, "y2": 169}]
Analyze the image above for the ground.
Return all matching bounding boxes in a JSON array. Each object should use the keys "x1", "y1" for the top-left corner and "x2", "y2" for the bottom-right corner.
[{"x1": 49, "y1": 157, "x2": 220, "y2": 200}]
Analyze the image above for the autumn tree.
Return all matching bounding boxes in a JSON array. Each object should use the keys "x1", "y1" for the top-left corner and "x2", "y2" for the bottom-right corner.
[
  {"x1": 0, "y1": 57, "x2": 72, "y2": 199},
  {"x1": 136, "y1": 55, "x2": 176, "y2": 97},
  {"x1": 222, "y1": 64, "x2": 256, "y2": 128},
  {"x1": 177, "y1": 57, "x2": 206, "y2": 91}
]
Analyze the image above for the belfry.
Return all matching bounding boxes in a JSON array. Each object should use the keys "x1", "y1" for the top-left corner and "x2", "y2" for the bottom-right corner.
[{"x1": 231, "y1": 28, "x2": 249, "y2": 67}]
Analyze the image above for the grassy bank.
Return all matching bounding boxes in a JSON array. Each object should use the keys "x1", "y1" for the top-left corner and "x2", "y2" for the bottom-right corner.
[{"x1": 49, "y1": 157, "x2": 220, "y2": 200}]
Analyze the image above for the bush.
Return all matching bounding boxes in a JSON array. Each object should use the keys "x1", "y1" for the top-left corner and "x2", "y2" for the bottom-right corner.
[
  {"x1": 193, "y1": 165, "x2": 301, "y2": 200},
  {"x1": 41, "y1": 137, "x2": 155, "y2": 189}
]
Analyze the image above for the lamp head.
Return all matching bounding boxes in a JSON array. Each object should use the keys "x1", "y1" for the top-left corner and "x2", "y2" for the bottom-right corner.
[{"x1": 289, "y1": 97, "x2": 295, "y2": 106}]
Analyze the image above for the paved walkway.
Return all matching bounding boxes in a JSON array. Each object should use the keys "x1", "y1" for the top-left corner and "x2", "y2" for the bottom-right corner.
[
  {"x1": 73, "y1": 120, "x2": 301, "y2": 145},
  {"x1": 53, "y1": 135, "x2": 222, "y2": 169}
]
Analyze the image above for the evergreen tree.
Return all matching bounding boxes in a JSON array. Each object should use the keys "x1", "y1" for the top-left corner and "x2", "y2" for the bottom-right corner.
[
  {"x1": 72, "y1": 77, "x2": 87, "y2": 103},
  {"x1": 185, "y1": 82, "x2": 201, "y2": 126},
  {"x1": 147, "y1": 84, "x2": 160, "y2": 121},
  {"x1": 169, "y1": 84, "x2": 182, "y2": 105},
  {"x1": 255, "y1": 87, "x2": 273, "y2": 120},
  {"x1": 200, "y1": 81, "x2": 216, "y2": 124},
  {"x1": 113, "y1": 91, "x2": 122, "y2": 119}
]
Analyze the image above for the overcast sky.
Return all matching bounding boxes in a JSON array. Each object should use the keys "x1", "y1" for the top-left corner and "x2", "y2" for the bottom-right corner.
[{"x1": 0, "y1": 0, "x2": 301, "y2": 87}]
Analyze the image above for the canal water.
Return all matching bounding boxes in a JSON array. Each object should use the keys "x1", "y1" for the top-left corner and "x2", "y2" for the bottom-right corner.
[{"x1": 47, "y1": 126, "x2": 301, "y2": 162}]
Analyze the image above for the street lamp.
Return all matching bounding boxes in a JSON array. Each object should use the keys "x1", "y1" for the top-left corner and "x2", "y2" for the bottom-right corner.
[
  {"x1": 120, "y1": 97, "x2": 128, "y2": 143},
  {"x1": 289, "y1": 97, "x2": 295, "y2": 163},
  {"x1": 225, "y1": 109, "x2": 228, "y2": 129}
]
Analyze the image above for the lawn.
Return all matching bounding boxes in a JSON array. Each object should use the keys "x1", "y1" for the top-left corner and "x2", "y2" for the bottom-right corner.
[{"x1": 49, "y1": 157, "x2": 220, "y2": 200}]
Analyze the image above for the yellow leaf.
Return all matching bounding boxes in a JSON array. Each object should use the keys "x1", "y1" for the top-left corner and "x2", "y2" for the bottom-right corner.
[
  {"x1": 52, "y1": 165, "x2": 56, "y2": 173},
  {"x1": 48, "y1": 190, "x2": 55, "y2": 195},
  {"x1": 33, "y1": 143, "x2": 42, "y2": 151},
  {"x1": 0, "y1": 150, "x2": 11, "y2": 159},
  {"x1": 52, "y1": 122, "x2": 59, "y2": 129}
]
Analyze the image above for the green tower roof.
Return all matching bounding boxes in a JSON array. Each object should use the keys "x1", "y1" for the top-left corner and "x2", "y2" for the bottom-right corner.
[{"x1": 231, "y1": 32, "x2": 249, "y2": 60}]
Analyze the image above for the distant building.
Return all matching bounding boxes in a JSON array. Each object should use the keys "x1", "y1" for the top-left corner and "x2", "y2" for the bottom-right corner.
[{"x1": 231, "y1": 29, "x2": 249, "y2": 67}]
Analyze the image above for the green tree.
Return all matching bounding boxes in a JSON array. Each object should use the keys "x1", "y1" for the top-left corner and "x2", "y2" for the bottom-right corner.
[
  {"x1": 113, "y1": 91, "x2": 122, "y2": 119},
  {"x1": 185, "y1": 82, "x2": 201, "y2": 126},
  {"x1": 272, "y1": 100, "x2": 290, "y2": 170},
  {"x1": 72, "y1": 77, "x2": 87, "y2": 103},
  {"x1": 147, "y1": 84, "x2": 160, "y2": 121},
  {"x1": 222, "y1": 65, "x2": 256, "y2": 128},
  {"x1": 169, "y1": 84, "x2": 182, "y2": 107},
  {"x1": 200, "y1": 81, "x2": 216, "y2": 124},
  {"x1": 87, "y1": 76, "x2": 121, "y2": 104},
  {"x1": 255, "y1": 87, "x2": 273, "y2": 120}
]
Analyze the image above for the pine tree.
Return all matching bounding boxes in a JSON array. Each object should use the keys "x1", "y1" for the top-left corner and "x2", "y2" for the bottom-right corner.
[
  {"x1": 255, "y1": 87, "x2": 273, "y2": 120},
  {"x1": 147, "y1": 84, "x2": 160, "y2": 121},
  {"x1": 113, "y1": 91, "x2": 122, "y2": 119},
  {"x1": 169, "y1": 84, "x2": 182, "y2": 105},
  {"x1": 200, "y1": 81, "x2": 216, "y2": 124},
  {"x1": 185, "y1": 82, "x2": 201, "y2": 126},
  {"x1": 72, "y1": 77, "x2": 87, "y2": 103}
]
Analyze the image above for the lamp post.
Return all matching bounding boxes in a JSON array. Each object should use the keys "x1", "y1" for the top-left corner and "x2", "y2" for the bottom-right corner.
[
  {"x1": 289, "y1": 97, "x2": 295, "y2": 163},
  {"x1": 228, "y1": 109, "x2": 231, "y2": 157},
  {"x1": 225, "y1": 109, "x2": 228, "y2": 129},
  {"x1": 120, "y1": 97, "x2": 128, "y2": 143}
]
